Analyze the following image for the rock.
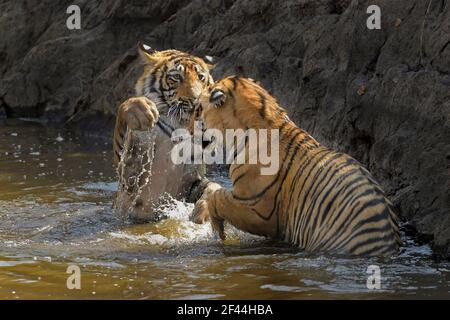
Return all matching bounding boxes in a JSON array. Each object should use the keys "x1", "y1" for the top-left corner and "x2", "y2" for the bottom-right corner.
[
  {"x1": 0, "y1": 105, "x2": 6, "y2": 119},
  {"x1": 0, "y1": 0, "x2": 449, "y2": 257}
]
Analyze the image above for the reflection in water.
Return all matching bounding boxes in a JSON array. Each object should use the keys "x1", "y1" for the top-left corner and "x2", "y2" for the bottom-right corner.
[{"x1": 0, "y1": 119, "x2": 449, "y2": 299}]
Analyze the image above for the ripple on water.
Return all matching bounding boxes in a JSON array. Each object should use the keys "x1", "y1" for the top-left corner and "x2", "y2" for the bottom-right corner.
[{"x1": 0, "y1": 120, "x2": 449, "y2": 299}]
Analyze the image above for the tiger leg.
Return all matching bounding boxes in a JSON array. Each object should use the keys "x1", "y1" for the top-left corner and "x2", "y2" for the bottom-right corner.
[
  {"x1": 113, "y1": 97, "x2": 159, "y2": 166},
  {"x1": 192, "y1": 188, "x2": 275, "y2": 240},
  {"x1": 189, "y1": 178, "x2": 222, "y2": 224}
]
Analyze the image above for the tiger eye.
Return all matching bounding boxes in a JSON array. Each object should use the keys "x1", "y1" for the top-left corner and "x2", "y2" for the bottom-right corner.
[{"x1": 169, "y1": 74, "x2": 181, "y2": 82}]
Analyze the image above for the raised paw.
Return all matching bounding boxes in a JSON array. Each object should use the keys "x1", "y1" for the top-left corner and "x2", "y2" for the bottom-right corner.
[
  {"x1": 118, "y1": 97, "x2": 159, "y2": 131},
  {"x1": 190, "y1": 199, "x2": 225, "y2": 240},
  {"x1": 189, "y1": 181, "x2": 221, "y2": 222},
  {"x1": 202, "y1": 182, "x2": 221, "y2": 198}
]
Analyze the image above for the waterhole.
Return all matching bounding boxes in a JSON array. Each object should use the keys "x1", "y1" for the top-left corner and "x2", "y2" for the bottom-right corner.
[{"x1": 0, "y1": 119, "x2": 448, "y2": 299}]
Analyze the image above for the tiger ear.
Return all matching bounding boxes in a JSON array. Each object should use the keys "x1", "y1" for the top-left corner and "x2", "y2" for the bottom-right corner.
[
  {"x1": 204, "y1": 55, "x2": 215, "y2": 70},
  {"x1": 248, "y1": 78, "x2": 261, "y2": 86},
  {"x1": 138, "y1": 42, "x2": 158, "y2": 65}
]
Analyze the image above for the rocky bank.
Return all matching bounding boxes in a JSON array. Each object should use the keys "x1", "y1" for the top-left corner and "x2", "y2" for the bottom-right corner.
[{"x1": 0, "y1": 0, "x2": 449, "y2": 257}]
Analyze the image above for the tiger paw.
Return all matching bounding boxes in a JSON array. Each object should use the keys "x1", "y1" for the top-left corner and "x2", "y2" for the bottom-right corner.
[
  {"x1": 190, "y1": 200, "x2": 210, "y2": 224},
  {"x1": 202, "y1": 182, "x2": 222, "y2": 198},
  {"x1": 211, "y1": 213, "x2": 225, "y2": 241},
  {"x1": 118, "y1": 97, "x2": 159, "y2": 131}
]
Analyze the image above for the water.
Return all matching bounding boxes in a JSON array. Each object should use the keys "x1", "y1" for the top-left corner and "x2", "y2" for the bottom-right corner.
[{"x1": 0, "y1": 119, "x2": 449, "y2": 299}]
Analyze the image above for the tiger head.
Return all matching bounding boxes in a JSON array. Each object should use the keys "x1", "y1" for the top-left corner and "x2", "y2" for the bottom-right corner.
[
  {"x1": 193, "y1": 76, "x2": 289, "y2": 135},
  {"x1": 135, "y1": 43, "x2": 214, "y2": 127}
]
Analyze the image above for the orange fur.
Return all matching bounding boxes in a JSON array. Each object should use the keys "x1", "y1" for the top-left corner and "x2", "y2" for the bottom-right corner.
[
  {"x1": 192, "y1": 76, "x2": 401, "y2": 256},
  {"x1": 112, "y1": 45, "x2": 221, "y2": 220}
]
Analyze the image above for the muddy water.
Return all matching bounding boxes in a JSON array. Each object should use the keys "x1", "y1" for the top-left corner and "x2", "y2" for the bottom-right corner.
[{"x1": 0, "y1": 119, "x2": 449, "y2": 300}]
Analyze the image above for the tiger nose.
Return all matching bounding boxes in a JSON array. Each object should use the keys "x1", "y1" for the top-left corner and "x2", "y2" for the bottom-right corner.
[{"x1": 191, "y1": 82, "x2": 203, "y2": 98}]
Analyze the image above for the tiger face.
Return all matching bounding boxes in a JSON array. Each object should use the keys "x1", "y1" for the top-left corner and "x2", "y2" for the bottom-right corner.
[
  {"x1": 194, "y1": 76, "x2": 287, "y2": 135},
  {"x1": 135, "y1": 43, "x2": 214, "y2": 126}
]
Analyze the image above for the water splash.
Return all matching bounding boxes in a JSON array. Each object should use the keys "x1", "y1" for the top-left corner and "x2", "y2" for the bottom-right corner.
[
  {"x1": 110, "y1": 195, "x2": 263, "y2": 248},
  {"x1": 0, "y1": 120, "x2": 448, "y2": 299},
  {"x1": 114, "y1": 128, "x2": 157, "y2": 220}
]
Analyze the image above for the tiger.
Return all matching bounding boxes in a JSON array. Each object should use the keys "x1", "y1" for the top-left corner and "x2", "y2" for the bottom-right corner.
[
  {"x1": 191, "y1": 76, "x2": 402, "y2": 256},
  {"x1": 113, "y1": 43, "x2": 220, "y2": 221}
]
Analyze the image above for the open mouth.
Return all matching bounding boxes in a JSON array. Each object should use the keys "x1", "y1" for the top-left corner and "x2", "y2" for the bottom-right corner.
[{"x1": 167, "y1": 101, "x2": 193, "y2": 122}]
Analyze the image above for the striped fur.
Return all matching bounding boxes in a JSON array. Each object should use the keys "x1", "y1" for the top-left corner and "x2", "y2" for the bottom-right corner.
[
  {"x1": 113, "y1": 45, "x2": 221, "y2": 215},
  {"x1": 113, "y1": 45, "x2": 214, "y2": 165},
  {"x1": 193, "y1": 76, "x2": 401, "y2": 256}
]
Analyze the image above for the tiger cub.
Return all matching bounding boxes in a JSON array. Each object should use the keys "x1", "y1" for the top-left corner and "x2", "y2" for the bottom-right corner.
[
  {"x1": 192, "y1": 76, "x2": 401, "y2": 256},
  {"x1": 113, "y1": 43, "x2": 220, "y2": 221}
]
